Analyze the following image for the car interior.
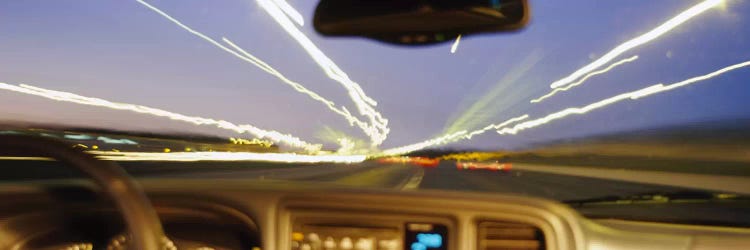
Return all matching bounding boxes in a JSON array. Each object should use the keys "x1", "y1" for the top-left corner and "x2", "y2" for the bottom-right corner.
[{"x1": 2, "y1": 136, "x2": 750, "y2": 250}]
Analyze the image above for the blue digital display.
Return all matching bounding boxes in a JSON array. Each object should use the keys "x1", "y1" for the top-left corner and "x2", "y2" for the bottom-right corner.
[
  {"x1": 416, "y1": 233, "x2": 442, "y2": 248},
  {"x1": 405, "y1": 224, "x2": 448, "y2": 250},
  {"x1": 411, "y1": 242, "x2": 427, "y2": 250}
]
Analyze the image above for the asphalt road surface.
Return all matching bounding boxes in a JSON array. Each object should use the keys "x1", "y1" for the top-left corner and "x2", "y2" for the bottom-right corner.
[
  {"x1": 4, "y1": 157, "x2": 750, "y2": 228},
  {"x1": 122, "y1": 160, "x2": 704, "y2": 201},
  {"x1": 0, "y1": 158, "x2": 728, "y2": 201}
]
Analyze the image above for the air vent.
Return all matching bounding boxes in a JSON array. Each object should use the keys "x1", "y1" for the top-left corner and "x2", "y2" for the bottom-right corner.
[{"x1": 478, "y1": 221, "x2": 545, "y2": 250}]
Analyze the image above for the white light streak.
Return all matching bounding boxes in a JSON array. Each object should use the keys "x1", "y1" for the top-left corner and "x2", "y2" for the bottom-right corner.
[
  {"x1": 271, "y1": 0, "x2": 305, "y2": 26},
  {"x1": 88, "y1": 150, "x2": 366, "y2": 163},
  {"x1": 451, "y1": 35, "x2": 462, "y2": 54},
  {"x1": 500, "y1": 60, "x2": 750, "y2": 135},
  {"x1": 255, "y1": 0, "x2": 389, "y2": 146},
  {"x1": 549, "y1": 0, "x2": 723, "y2": 89},
  {"x1": 531, "y1": 56, "x2": 639, "y2": 103},
  {"x1": 221, "y1": 37, "x2": 377, "y2": 135},
  {"x1": 98, "y1": 136, "x2": 138, "y2": 145},
  {"x1": 0, "y1": 82, "x2": 321, "y2": 151},
  {"x1": 378, "y1": 115, "x2": 529, "y2": 156},
  {"x1": 136, "y1": 0, "x2": 389, "y2": 146}
]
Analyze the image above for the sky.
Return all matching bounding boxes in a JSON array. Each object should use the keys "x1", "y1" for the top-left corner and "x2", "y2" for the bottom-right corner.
[{"x1": 1, "y1": 0, "x2": 750, "y2": 151}]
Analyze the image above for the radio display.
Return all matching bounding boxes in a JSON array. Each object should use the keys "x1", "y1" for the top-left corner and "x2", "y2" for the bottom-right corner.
[{"x1": 404, "y1": 223, "x2": 448, "y2": 250}]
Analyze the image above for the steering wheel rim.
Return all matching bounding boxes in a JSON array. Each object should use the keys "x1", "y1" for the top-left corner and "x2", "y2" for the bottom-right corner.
[{"x1": 0, "y1": 135, "x2": 167, "y2": 250}]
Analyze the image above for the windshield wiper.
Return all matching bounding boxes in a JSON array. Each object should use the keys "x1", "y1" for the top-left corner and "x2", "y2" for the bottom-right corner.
[{"x1": 563, "y1": 190, "x2": 748, "y2": 207}]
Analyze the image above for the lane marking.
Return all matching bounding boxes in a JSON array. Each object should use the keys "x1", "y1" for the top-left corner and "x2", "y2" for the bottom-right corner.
[{"x1": 401, "y1": 167, "x2": 425, "y2": 190}]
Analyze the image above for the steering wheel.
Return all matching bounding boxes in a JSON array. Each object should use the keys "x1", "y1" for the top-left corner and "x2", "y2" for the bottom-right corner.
[{"x1": 0, "y1": 135, "x2": 167, "y2": 250}]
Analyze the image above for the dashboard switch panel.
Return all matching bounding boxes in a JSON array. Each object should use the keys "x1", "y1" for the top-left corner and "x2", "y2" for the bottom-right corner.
[
  {"x1": 291, "y1": 224, "x2": 400, "y2": 250},
  {"x1": 289, "y1": 212, "x2": 453, "y2": 250}
]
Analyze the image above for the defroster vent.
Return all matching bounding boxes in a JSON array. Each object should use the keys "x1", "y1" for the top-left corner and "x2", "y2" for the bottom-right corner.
[{"x1": 477, "y1": 221, "x2": 545, "y2": 250}]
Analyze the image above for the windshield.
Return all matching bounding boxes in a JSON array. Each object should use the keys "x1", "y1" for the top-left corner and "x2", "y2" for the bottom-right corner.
[{"x1": 2, "y1": 1, "x2": 750, "y2": 226}]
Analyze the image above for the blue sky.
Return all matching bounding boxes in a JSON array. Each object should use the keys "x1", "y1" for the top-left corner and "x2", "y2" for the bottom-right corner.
[{"x1": 1, "y1": 0, "x2": 749, "y2": 150}]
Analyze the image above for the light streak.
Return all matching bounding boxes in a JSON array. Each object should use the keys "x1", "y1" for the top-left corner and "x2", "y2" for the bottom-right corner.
[
  {"x1": 337, "y1": 137, "x2": 355, "y2": 154},
  {"x1": 315, "y1": 126, "x2": 371, "y2": 154},
  {"x1": 549, "y1": 0, "x2": 723, "y2": 89},
  {"x1": 221, "y1": 37, "x2": 378, "y2": 141},
  {"x1": 0, "y1": 156, "x2": 55, "y2": 161},
  {"x1": 382, "y1": 60, "x2": 750, "y2": 156},
  {"x1": 444, "y1": 50, "x2": 542, "y2": 135},
  {"x1": 451, "y1": 35, "x2": 462, "y2": 54},
  {"x1": 230, "y1": 137, "x2": 274, "y2": 147},
  {"x1": 531, "y1": 56, "x2": 639, "y2": 103},
  {"x1": 64, "y1": 134, "x2": 94, "y2": 140},
  {"x1": 499, "y1": 60, "x2": 750, "y2": 135},
  {"x1": 0, "y1": 82, "x2": 322, "y2": 151},
  {"x1": 136, "y1": 0, "x2": 389, "y2": 146},
  {"x1": 271, "y1": 0, "x2": 305, "y2": 26},
  {"x1": 255, "y1": 0, "x2": 390, "y2": 146},
  {"x1": 87, "y1": 150, "x2": 366, "y2": 163},
  {"x1": 378, "y1": 115, "x2": 529, "y2": 156},
  {"x1": 97, "y1": 136, "x2": 138, "y2": 145}
]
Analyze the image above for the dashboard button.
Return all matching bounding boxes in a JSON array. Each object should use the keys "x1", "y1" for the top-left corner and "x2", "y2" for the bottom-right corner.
[
  {"x1": 308, "y1": 233, "x2": 320, "y2": 242},
  {"x1": 378, "y1": 239, "x2": 399, "y2": 250},
  {"x1": 323, "y1": 236, "x2": 337, "y2": 250},
  {"x1": 308, "y1": 233, "x2": 322, "y2": 250},
  {"x1": 340, "y1": 237, "x2": 353, "y2": 250},
  {"x1": 355, "y1": 238, "x2": 374, "y2": 250}
]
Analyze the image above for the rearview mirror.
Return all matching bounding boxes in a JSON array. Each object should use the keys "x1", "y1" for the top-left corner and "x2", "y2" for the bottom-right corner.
[{"x1": 313, "y1": 0, "x2": 529, "y2": 45}]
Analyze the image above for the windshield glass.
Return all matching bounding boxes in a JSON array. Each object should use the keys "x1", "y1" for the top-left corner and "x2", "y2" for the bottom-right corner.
[{"x1": 2, "y1": 0, "x2": 749, "y2": 226}]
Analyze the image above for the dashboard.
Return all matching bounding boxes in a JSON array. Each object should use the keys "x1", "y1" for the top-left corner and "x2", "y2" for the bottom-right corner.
[
  {"x1": 1, "y1": 179, "x2": 750, "y2": 250},
  {"x1": 288, "y1": 211, "x2": 453, "y2": 250}
]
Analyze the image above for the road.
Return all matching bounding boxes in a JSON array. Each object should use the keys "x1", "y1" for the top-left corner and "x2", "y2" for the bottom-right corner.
[
  {"x1": 124, "y1": 160, "x2": 710, "y2": 201},
  {"x1": 4, "y1": 157, "x2": 750, "y2": 228},
  {"x1": 3, "y1": 158, "x2": 742, "y2": 201}
]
